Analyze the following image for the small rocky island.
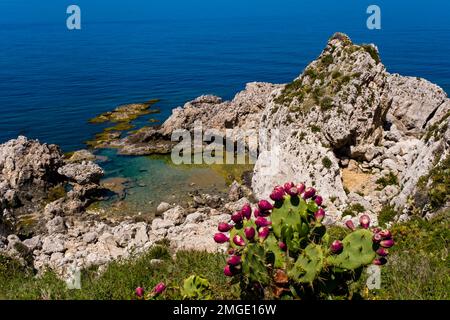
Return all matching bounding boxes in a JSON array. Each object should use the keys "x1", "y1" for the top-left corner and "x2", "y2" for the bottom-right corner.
[{"x1": 1, "y1": 33, "x2": 448, "y2": 279}]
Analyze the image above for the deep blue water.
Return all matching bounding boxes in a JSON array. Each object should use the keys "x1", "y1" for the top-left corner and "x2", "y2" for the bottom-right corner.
[{"x1": 1, "y1": 2, "x2": 449, "y2": 213}]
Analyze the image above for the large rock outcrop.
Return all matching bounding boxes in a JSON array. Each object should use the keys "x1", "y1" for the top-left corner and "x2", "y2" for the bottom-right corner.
[
  {"x1": 0, "y1": 136, "x2": 105, "y2": 234},
  {"x1": 100, "y1": 82, "x2": 282, "y2": 156},
  {"x1": 0, "y1": 136, "x2": 63, "y2": 204},
  {"x1": 252, "y1": 33, "x2": 449, "y2": 221}
]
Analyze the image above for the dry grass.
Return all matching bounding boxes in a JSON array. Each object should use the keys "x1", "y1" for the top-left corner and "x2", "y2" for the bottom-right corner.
[{"x1": 341, "y1": 168, "x2": 374, "y2": 195}]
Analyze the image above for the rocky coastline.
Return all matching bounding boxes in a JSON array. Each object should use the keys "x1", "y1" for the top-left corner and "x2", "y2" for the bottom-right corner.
[{"x1": 1, "y1": 33, "x2": 448, "y2": 279}]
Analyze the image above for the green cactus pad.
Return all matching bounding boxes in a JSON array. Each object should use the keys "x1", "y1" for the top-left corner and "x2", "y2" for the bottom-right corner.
[
  {"x1": 271, "y1": 195, "x2": 309, "y2": 239},
  {"x1": 241, "y1": 243, "x2": 270, "y2": 284},
  {"x1": 327, "y1": 229, "x2": 376, "y2": 270},
  {"x1": 288, "y1": 243, "x2": 324, "y2": 284},
  {"x1": 264, "y1": 234, "x2": 288, "y2": 269}
]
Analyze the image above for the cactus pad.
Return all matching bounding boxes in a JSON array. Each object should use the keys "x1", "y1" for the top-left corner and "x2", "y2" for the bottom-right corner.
[
  {"x1": 288, "y1": 243, "x2": 324, "y2": 284},
  {"x1": 241, "y1": 243, "x2": 270, "y2": 284}
]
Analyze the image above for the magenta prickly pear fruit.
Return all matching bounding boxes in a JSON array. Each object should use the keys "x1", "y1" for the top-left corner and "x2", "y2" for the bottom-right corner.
[
  {"x1": 253, "y1": 208, "x2": 260, "y2": 218},
  {"x1": 380, "y1": 239, "x2": 395, "y2": 248},
  {"x1": 244, "y1": 226, "x2": 256, "y2": 240},
  {"x1": 233, "y1": 235, "x2": 246, "y2": 246},
  {"x1": 330, "y1": 240, "x2": 344, "y2": 254},
  {"x1": 241, "y1": 204, "x2": 252, "y2": 220},
  {"x1": 373, "y1": 232, "x2": 383, "y2": 243},
  {"x1": 258, "y1": 200, "x2": 273, "y2": 211},
  {"x1": 214, "y1": 233, "x2": 229, "y2": 244},
  {"x1": 303, "y1": 187, "x2": 316, "y2": 199},
  {"x1": 153, "y1": 282, "x2": 166, "y2": 295},
  {"x1": 296, "y1": 183, "x2": 306, "y2": 194},
  {"x1": 255, "y1": 217, "x2": 272, "y2": 227},
  {"x1": 373, "y1": 257, "x2": 387, "y2": 266},
  {"x1": 345, "y1": 220, "x2": 356, "y2": 231},
  {"x1": 286, "y1": 187, "x2": 299, "y2": 197},
  {"x1": 224, "y1": 265, "x2": 234, "y2": 277},
  {"x1": 227, "y1": 255, "x2": 242, "y2": 266},
  {"x1": 278, "y1": 242, "x2": 287, "y2": 251},
  {"x1": 231, "y1": 211, "x2": 243, "y2": 224},
  {"x1": 218, "y1": 222, "x2": 233, "y2": 232},
  {"x1": 283, "y1": 182, "x2": 295, "y2": 193},
  {"x1": 258, "y1": 227, "x2": 270, "y2": 240},
  {"x1": 314, "y1": 208, "x2": 325, "y2": 222},
  {"x1": 376, "y1": 248, "x2": 389, "y2": 257},
  {"x1": 314, "y1": 195, "x2": 323, "y2": 206},
  {"x1": 135, "y1": 287, "x2": 145, "y2": 298},
  {"x1": 359, "y1": 214, "x2": 371, "y2": 229},
  {"x1": 227, "y1": 248, "x2": 235, "y2": 255},
  {"x1": 379, "y1": 229, "x2": 392, "y2": 240}
]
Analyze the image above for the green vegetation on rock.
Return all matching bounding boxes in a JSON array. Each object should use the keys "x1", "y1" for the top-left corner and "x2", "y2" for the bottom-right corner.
[
  {"x1": 342, "y1": 203, "x2": 366, "y2": 217},
  {"x1": 322, "y1": 156, "x2": 332, "y2": 169},
  {"x1": 361, "y1": 44, "x2": 381, "y2": 64}
]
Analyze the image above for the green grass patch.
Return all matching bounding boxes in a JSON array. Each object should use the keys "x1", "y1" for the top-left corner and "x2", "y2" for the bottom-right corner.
[
  {"x1": 366, "y1": 212, "x2": 449, "y2": 300},
  {"x1": 0, "y1": 246, "x2": 234, "y2": 300}
]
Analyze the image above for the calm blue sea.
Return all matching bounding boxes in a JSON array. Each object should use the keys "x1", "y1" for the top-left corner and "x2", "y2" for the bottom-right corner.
[{"x1": 0, "y1": 1, "x2": 449, "y2": 214}]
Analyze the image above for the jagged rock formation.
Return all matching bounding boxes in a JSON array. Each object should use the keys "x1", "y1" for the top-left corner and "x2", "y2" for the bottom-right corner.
[
  {"x1": 160, "y1": 82, "x2": 282, "y2": 135},
  {"x1": 0, "y1": 136, "x2": 105, "y2": 235}
]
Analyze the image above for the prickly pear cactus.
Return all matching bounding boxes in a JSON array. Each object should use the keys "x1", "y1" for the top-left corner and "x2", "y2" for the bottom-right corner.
[{"x1": 327, "y1": 229, "x2": 376, "y2": 270}]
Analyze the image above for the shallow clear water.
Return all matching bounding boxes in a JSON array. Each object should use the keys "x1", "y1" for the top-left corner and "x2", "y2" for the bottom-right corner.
[{"x1": 95, "y1": 149, "x2": 229, "y2": 215}]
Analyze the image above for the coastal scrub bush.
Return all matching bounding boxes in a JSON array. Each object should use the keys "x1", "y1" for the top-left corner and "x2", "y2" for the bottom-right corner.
[
  {"x1": 320, "y1": 96, "x2": 334, "y2": 111},
  {"x1": 376, "y1": 172, "x2": 399, "y2": 190},
  {"x1": 213, "y1": 183, "x2": 395, "y2": 299}
]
